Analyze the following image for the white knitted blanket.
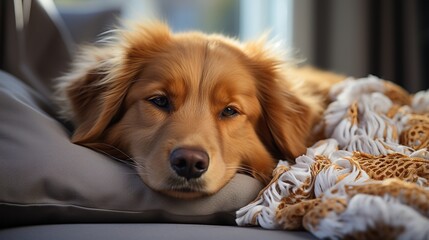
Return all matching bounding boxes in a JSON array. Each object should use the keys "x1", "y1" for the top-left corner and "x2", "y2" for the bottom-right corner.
[{"x1": 236, "y1": 76, "x2": 429, "y2": 239}]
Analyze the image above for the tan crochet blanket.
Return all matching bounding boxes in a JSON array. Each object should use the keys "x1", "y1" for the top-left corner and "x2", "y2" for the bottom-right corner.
[{"x1": 236, "y1": 76, "x2": 429, "y2": 239}]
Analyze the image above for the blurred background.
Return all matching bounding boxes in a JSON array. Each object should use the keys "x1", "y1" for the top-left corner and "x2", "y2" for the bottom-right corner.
[
  {"x1": 53, "y1": 0, "x2": 428, "y2": 92},
  {"x1": 1, "y1": 0, "x2": 428, "y2": 93}
]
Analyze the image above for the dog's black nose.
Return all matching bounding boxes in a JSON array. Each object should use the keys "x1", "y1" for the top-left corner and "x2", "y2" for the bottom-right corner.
[{"x1": 169, "y1": 148, "x2": 209, "y2": 180}]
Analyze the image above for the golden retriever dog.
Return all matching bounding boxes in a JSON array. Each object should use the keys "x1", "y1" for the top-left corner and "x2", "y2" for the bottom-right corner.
[{"x1": 56, "y1": 22, "x2": 343, "y2": 198}]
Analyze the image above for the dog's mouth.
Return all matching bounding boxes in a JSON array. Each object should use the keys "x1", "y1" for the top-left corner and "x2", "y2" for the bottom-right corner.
[{"x1": 162, "y1": 177, "x2": 208, "y2": 198}]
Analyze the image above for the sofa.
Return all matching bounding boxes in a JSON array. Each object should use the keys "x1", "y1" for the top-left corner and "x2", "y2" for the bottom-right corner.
[{"x1": 0, "y1": 1, "x2": 314, "y2": 239}]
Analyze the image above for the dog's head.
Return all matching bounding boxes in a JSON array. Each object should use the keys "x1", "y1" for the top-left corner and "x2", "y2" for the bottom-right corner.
[{"x1": 57, "y1": 22, "x2": 319, "y2": 198}]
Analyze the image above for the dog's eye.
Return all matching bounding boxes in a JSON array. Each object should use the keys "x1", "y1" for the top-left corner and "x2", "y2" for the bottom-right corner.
[
  {"x1": 221, "y1": 106, "x2": 239, "y2": 118},
  {"x1": 148, "y1": 96, "x2": 170, "y2": 111}
]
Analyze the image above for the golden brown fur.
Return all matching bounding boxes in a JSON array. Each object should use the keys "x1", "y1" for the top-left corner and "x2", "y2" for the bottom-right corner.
[{"x1": 56, "y1": 22, "x2": 344, "y2": 198}]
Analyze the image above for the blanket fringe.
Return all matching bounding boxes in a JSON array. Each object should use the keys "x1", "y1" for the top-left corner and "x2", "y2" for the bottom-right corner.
[{"x1": 236, "y1": 76, "x2": 429, "y2": 239}]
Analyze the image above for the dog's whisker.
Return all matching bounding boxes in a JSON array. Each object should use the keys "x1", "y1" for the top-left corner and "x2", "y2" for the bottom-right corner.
[
  {"x1": 226, "y1": 164, "x2": 270, "y2": 183},
  {"x1": 95, "y1": 143, "x2": 134, "y2": 160},
  {"x1": 89, "y1": 143, "x2": 149, "y2": 169},
  {"x1": 95, "y1": 149, "x2": 137, "y2": 168},
  {"x1": 130, "y1": 155, "x2": 150, "y2": 167}
]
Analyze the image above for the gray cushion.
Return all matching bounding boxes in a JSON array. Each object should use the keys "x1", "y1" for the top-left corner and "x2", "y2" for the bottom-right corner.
[{"x1": 0, "y1": 71, "x2": 263, "y2": 228}]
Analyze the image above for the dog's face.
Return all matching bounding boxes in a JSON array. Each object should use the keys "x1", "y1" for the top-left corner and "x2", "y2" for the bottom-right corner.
[
  {"x1": 111, "y1": 39, "x2": 273, "y2": 198},
  {"x1": 58, "y1": 23, "x2": 317, "y2": 198}
]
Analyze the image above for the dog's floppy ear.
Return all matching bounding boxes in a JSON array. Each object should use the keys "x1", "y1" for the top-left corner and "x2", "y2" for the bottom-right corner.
[
  {"x1": 57, "y1": 45, "x2": 130, "y2": 144},
  {"x1": 57, "y1": 22, "x2": 171, "y2": 145},
  {"x1": 244, "y1": 41, "x2": 321, "y2": 161}
]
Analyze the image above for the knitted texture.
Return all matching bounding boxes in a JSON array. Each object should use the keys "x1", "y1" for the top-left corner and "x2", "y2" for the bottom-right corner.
[{"x1": 236, "y1": 76, "x2": 429, "y2": 239}]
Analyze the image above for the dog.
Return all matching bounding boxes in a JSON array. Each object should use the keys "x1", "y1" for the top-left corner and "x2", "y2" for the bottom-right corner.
[{"x1": 56, "y1": 22, "x2": 343, "y2": 198}]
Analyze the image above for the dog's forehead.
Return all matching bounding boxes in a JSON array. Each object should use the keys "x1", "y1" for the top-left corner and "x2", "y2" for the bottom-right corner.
[
  {"x1": 125, "y1": 36, "x2": 259, "y2": 108},
  {"x1": 181, "y1": 37, "x2": 257, "y2": 94},
  {"x1": 148, "y1": 38, "x2": 254, "y2": 85}
]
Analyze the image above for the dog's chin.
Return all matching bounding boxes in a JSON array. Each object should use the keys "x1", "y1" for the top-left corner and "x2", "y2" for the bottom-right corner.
[
  {"x1": 159, "y1": 177, "x2": 211, "y2": 199},
  {"x1": 161, "y1": 189, "x2": 207, "y2": 199}
]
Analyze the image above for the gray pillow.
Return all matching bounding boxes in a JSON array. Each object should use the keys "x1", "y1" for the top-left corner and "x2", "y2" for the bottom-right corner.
[{"x1": 0, "y1": 71, "x2": 263, "y2": 228}]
